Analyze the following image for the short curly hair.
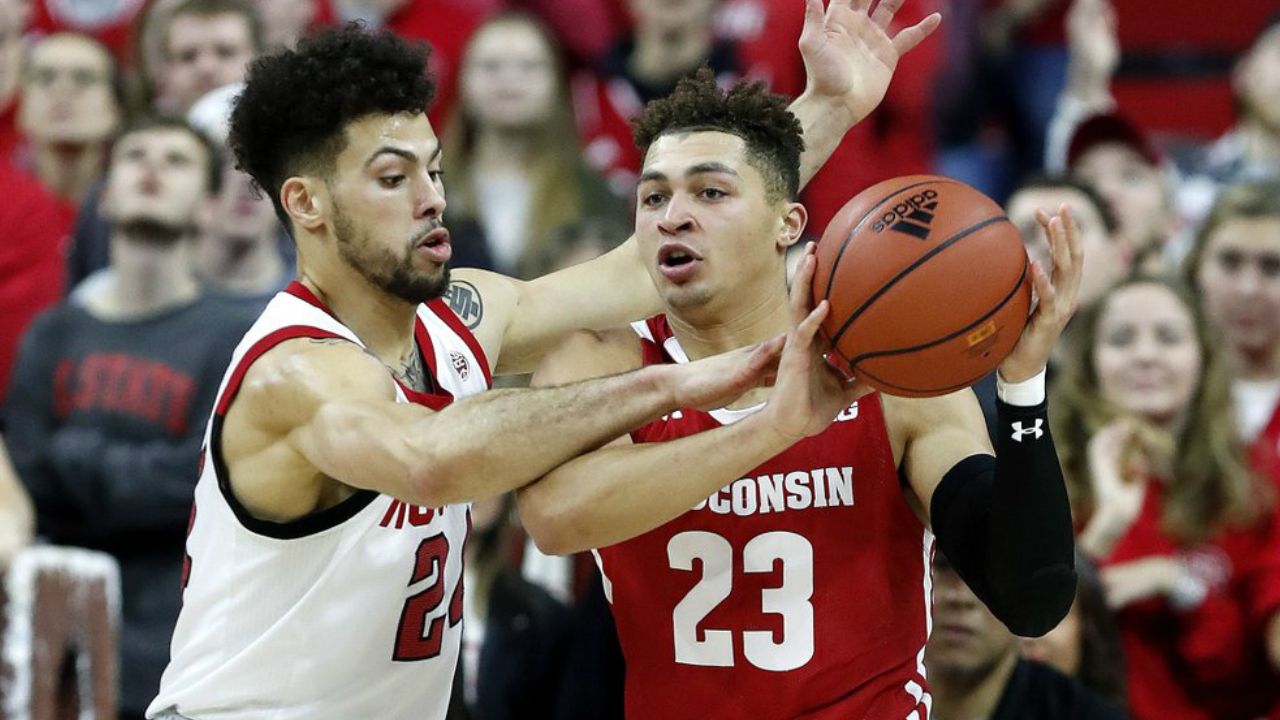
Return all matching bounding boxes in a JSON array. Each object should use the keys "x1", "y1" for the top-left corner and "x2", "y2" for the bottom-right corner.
[
  {"x1": 632, "y1": 68, "x2": 804, "y2": 201},
  {"x1": 228, "y1": 23, "x2": 435, "y2": 228}
]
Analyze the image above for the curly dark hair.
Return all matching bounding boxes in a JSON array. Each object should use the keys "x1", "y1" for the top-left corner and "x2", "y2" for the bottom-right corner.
[
  {"x1": 228, "y1": 23, "x2": 435, "y2": 229},
  {"x1": 631, "y1": 68, "x2": 804, "y2": 201}
]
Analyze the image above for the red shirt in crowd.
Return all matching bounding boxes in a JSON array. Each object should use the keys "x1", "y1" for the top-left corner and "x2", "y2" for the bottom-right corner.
[
  {"x1": 0, "y1": 161, "x2": 72, "y2": 405},
  {"x1": 1101, "y1": 481, "x2": 1280, "y2": 720}
]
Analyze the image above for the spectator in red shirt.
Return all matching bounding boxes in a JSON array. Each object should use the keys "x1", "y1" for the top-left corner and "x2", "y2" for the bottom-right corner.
[
  {"x1": 16, "y1": 31, "x2": 122, "y2": 208},
  {"x1": 0, "y1": 158, "x2": 72, "y2": 411},
  {"x1": 1054, "y1": 276, "x2": 1280, "y2": 719},
  {"x1": 1186, "y1": 181, "x2": 1280, "y2": 491}
]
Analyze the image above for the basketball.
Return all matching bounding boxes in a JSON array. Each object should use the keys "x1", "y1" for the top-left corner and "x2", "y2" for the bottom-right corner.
[{"x1": 812, "y1": 175, "x2": 1033, "y2": 398}]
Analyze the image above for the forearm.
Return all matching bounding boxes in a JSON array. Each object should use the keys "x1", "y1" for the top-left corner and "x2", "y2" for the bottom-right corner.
[
  {"x1": 519, "y1": 414, "x2": 790, "y2": 554},
  {"x1": 931, "y1": 391, "x2": 1077, "y2": 637},
  {"x1": 789, "y1": 91, "x2": 858, "y2": 190},
  {"x1": 407, "y1": 365, "x2": 686, "y2": 505}
]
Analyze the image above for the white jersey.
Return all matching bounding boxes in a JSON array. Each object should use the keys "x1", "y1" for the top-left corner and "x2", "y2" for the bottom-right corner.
[{"x1": 148, "y1": 282, "x2": 491, "y2": 720}]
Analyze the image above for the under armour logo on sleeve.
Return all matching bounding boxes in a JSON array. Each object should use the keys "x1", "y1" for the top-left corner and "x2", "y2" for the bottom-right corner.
[{"x1": 1010, "y1": 419, "x2": 1044, "y2": 442}]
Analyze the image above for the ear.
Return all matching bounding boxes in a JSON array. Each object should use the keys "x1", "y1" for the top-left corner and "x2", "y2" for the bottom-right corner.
[
  {"x1": 281, "y1": 177, "x2": 326, "y2": 233},
  {"x1": 776, "y1": 201, "x2": 808, "y2": 251}
]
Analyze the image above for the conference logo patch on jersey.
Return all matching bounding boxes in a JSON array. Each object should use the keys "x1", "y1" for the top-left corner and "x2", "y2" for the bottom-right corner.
[
  {"x1": 449, "y1": 351, "x2": 470, "y2": 380},
  {"x1": 445, "y1": 280, "x2": 484, "y2": 330},
  {"x1": 693, "y1": 465, "x2": 855, "y2": 517}
]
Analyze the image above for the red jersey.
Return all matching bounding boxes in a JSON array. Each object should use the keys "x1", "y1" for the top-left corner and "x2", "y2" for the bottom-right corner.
[
  {"x1": 1102, "y1": 482, "x2": 1280, "y2": 720},
  {"x1": 595, "y1": 315, "x2": 933, "y2": 720}
]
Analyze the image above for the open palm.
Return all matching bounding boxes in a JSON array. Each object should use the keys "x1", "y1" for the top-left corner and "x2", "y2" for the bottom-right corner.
[{"x1": 799, "y1": 0, "x2": 942, "y2": 121}]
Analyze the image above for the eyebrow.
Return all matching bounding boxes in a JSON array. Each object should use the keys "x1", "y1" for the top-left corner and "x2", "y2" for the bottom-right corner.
[
  {"x1": 639, "y1": 161, "x2": 740, "y2": 184},
  {"x1": 364, "y1": 144, "x2": 442, "y2": 169}
]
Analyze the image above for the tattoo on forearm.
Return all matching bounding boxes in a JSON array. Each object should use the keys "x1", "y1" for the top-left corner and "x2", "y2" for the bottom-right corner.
[{"x1": 445, "y1": 280, "x2": 484, "y2": 330}]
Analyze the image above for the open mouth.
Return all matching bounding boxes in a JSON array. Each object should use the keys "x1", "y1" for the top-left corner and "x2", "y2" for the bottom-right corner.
[
  {"x1": 658, "y1": 243, "x2": 701, "y2": 268},
  {"x1": 414, "y1": 226, "x2": 452, "y2": 263}
]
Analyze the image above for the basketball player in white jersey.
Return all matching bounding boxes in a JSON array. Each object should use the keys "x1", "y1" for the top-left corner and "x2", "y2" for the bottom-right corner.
[{"x1": 148, "y1": 2, "x2": 928, "y2": 716}]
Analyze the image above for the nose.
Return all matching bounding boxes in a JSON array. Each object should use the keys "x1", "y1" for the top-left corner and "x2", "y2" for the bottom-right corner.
[
  {"x1": 657, "y1": 194, "x2": 695, "y2": 236},
  {"x1": 415, "y1": 173, "x2": 446, "y2": 220},
  {"x1": 932, "y1": 571, "x2": 976, "y2": 608},
  {"x1": 1236, "y1": 263, "x2": 1265, "y2": 296}
]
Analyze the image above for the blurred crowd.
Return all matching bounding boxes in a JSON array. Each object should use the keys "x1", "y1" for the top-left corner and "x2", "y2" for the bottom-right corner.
[{"x1": 1, "y1": 0, "x2": 1279, "y2": 718}]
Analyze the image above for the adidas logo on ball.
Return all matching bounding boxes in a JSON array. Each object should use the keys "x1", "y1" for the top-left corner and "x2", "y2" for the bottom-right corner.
[{"x1": 872, "y1": 189, "x2": 939, "y2": 240}]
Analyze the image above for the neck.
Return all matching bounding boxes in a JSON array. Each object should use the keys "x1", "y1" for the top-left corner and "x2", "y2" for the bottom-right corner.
[
  {"x1": 298, "y1": 263, "x2": 418, "y2": 367},
  {"x1": 94, "y1": 232, "x2": 200, "y2": 319},
  {"x1": 630, "y1": 23, "x2": 713, "y2": 87},
  {"x1": 667, "y1": 271, "x2": 790, "y2": 360},
  {"x1": 33, "y1": 141, "x2": 103, "y2": 205},
  {"x1": 1239, "y1": 117, "x2": 1280, "y2": 167},
  {"x1": 930, "y1": 652, "x2": 1019, "y2": 720},
  {"x1": 196, "y1": 231, "x2": 287, "y2": 296},
  {"x1": 473, "y1": 128, "x2": 534, "y2": 172},
  {"x1": 1229, "y1": 341, "x2": 1280, "y2": 381}
]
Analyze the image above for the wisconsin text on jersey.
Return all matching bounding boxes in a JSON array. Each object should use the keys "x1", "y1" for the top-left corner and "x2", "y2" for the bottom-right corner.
[{"x1": 692, "y1": 465, "x2": 855, "y2": 517}]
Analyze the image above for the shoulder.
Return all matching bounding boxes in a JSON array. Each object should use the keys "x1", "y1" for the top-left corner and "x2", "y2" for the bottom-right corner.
[
  {"x1": 233, "y1": 336, "x2": 394, "y2": 435},
  {"x1": 533, "y1": 327, "x2": 644, "y2": 387}
]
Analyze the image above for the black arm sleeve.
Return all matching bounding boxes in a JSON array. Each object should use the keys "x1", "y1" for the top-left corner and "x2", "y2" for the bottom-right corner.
[{"x1": 929, "y1": 397, "x2": 1077, "y2": 637}]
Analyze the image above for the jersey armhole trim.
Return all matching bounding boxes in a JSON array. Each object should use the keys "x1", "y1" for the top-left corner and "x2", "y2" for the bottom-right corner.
[
  {"x1": 426, "y1": 298, "x2": 493, "y2": 386},
  {"x1": 212, "y1": 324, "x2": 379, "y2": 540}
]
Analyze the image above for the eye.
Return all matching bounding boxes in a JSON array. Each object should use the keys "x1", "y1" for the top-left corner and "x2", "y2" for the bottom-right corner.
[
  {"x1": 380, "y1": 175, "x2": 406, "y2": 188},
  {"x1": 428, "y1": 170, "x2": 445, "y2": 183},
  {"x1": 1103, "y1": 325, "x2": 1135, "y2": 348},
  {"x1": 641, "y1": 192, "x2": 666, "y2": 208},
  {"x1": 699, "y1": 188, "x2": 727, "y2": 200},
  {"x1": 1216, "y1": 250, "x2": 1244, "y2": 273},
  {"x1": 1258, "y1": 254, "x2": 1280, "y2": 279},
  {"x1": 1155, "y1": 324, "x2": 1190, "y2": 346}
]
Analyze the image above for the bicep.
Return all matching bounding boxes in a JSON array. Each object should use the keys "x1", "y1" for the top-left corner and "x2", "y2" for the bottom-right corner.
[
  {"x1": 497, "y1": 237, "x2": 662, "y2": 375},
  {"x1": 227, "y1": 340, "x2": 435, "y2": 516},
  {"x1": 890, "y1": 390, "x2": 994, "y2": 521}
]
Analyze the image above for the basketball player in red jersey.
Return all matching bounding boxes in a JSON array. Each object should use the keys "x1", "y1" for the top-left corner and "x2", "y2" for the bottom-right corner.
[
  {"x1": 518, "y1": 15, "x2": 1083, "y2": 720},
  {"x1": 149, "y1": 2, "x2": 926, "y2": 717}
]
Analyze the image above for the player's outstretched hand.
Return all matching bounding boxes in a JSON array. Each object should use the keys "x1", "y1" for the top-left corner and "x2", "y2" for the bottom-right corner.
[
  {"x1": 668, "y1": 334, "x2": 785, "y2": 412},
  {"x1": 799, "y1": 0, "x2": 942, "y2": 123},
  {"x1": 763, "y1": 243, "x2": 870, "y2": 442},
  {"x1": 999, "y1": 204, "x2": 1084, "y2": 383}
]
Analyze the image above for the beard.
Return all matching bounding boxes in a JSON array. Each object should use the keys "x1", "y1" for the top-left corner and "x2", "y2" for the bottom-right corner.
[{"x1": 332, "y1": 200, "x2": 450, "y2": 304}]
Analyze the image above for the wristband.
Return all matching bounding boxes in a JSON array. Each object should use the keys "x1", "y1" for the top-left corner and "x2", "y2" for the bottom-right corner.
[{"x1": 997, "y1": 367, "x2": 1047, "y2": 407}]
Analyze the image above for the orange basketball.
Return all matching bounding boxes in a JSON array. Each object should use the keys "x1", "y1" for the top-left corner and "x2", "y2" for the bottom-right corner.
[{"x1": 812, "y1": 175, "x2": 1032, "y2": 398}]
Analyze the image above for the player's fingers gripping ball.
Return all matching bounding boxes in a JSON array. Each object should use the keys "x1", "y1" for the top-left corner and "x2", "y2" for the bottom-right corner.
[{"x1": 812, "y1": 175, "x2": 1033, "y2": 397}]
